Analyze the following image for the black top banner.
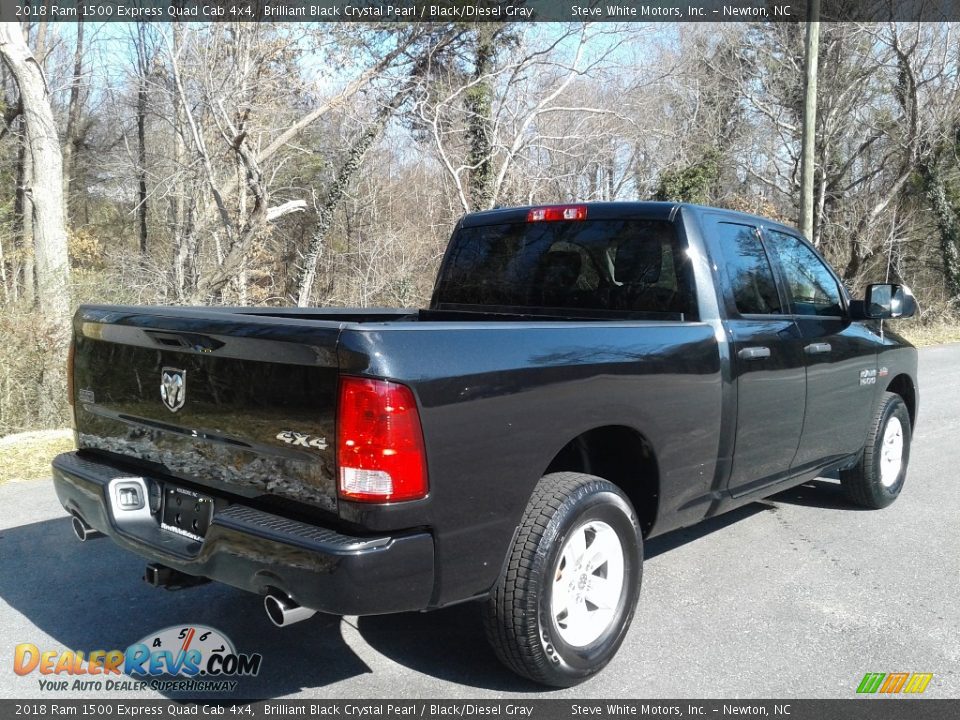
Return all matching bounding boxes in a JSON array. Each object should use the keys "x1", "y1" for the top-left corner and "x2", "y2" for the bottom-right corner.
[{"x1": 2, "y1": 0, "x2": 960, "y2": 23}]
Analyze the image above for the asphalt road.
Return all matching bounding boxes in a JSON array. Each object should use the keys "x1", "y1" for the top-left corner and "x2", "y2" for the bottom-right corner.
[{"x1": 1, "y1": 344, "x2": 958, "y2": 700}]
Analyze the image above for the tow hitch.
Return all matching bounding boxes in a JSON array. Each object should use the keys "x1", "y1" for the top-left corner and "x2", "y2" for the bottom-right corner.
[{"x1": 143, "y1": 563, "x2": 210, "y2": 591}]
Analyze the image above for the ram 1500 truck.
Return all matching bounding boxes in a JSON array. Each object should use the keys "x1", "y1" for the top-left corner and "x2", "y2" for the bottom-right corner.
[{"x1": 53, "y1": 202, "x2": 918, "y2": 686}]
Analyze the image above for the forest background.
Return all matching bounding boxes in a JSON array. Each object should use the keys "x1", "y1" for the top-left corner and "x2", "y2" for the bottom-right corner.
[{"x1": 1, "y1": 18, "x2": 959, "y2": 443}]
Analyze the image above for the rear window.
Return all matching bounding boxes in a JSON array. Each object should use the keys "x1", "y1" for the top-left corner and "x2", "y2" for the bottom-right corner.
[{"x1": 434, "y1": 219, "x2": 696, "y2": 319}]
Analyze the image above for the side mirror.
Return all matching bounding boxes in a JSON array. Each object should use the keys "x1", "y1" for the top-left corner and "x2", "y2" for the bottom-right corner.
[{"x1": 863, "y1": 283, "x2": 918, "y2": 319}]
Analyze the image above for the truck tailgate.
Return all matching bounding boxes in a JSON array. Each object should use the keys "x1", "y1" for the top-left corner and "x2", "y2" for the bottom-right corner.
[{"x1": 71, "y1": 306, "x2": 342, "y2": 513}]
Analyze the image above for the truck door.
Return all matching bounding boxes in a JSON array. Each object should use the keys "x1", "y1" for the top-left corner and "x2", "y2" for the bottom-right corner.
[
  {"x1": 761, "y1": 229, "x2": 877, "y2": 469},
  {"x1": 711, "y1": 220, "x2": 807, "y2": 495}
]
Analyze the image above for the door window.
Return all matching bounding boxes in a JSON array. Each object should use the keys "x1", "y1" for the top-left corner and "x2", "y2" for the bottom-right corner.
[
  {"x1": 716, "y1": 222, "x2": 782, "y2": 315},
  {"x1": 765, "y1": 230, "x2": 843, "y2": 317}
]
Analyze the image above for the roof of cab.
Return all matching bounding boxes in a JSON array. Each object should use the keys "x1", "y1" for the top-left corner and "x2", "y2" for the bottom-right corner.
[
  {"x1": 458, "y1": 201, "x2": 803, "y2": 238},
  {"x1": 459, "y1": 201, "x2": 678, "y2": 228}
]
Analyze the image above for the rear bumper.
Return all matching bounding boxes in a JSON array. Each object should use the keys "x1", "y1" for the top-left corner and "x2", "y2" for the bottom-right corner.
[{"x1": 51, "y1": 452, "x2": 435, "y2": 616}]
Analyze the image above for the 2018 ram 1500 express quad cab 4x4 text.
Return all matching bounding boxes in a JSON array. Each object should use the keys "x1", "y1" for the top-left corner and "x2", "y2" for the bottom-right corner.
[{"x1": 53, "y1": 202, "x2": 918, "y2": 686}]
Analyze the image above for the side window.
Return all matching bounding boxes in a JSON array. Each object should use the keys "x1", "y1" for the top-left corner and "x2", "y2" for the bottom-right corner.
[
  {"x1": 765, "y1": 230, "x2": 843, "y2": 317},
  {"x1": 716, "y1": 222, "x2": 782, "y2": 315}
]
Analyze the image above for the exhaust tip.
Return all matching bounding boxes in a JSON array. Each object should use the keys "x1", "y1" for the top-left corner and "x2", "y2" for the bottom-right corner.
[
  {"x1": 264, "y1": 595, "x2": 285, "y2": 627},
  {"x1": 264, "y1": 592, "x2": 316, "y2": 628},
  {"x1": 72, "y1": 515, "x2": 102, "y2": 542}
]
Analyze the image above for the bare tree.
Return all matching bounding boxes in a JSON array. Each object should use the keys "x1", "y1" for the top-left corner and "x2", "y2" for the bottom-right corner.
[
  {"x1": 14, "y1": 113, "x2": 34, "y2": 303},
  {"x1": 167, "y1": 19, "x2": 195, "y2": 300},
  {"x1": 295, "y1": 89, "x2": 409, "y2": 307},
  {"x1": 62, "y1": 4, "x2": 84, "y2": 225},
  {"x1": 0, "y1": 21, "x2": 70, "y2": 330},
  {"x1": 841, "y1": 23, "x2": 957, "y2": 282},
  {"x1": 158, "y1": 25, "x2": 426, "y2": 302},
  {"x1": 421, "y1": 25, "x2": 615, "y2": 213},
  {"x1": 133, "y1": 22, "x2": 153, "y2": 256}
]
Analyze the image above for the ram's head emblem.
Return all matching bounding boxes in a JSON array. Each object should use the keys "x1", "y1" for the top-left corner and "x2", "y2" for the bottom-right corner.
[{"x1": 160, "y1": 368, "x2": 186, "y2": 412}]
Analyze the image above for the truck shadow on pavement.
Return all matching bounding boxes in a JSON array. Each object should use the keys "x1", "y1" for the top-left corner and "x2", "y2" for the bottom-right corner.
[
  {"x1": 0, "y1": 515, "x2": 539, "y2": 698},
  {"x1": 351, "y1": 505, "x2": 775, "y2": 690},
  {"x1": 768, "y1": 477, "x2": 871, "y2": 511},
  {"x1": 0, "y1": 482, "x2": 856, "y2": 697},
  {"x1": 0, "y1": 516, "x2": 369, "y2": 699},
  {"x1": 360, "y1": 479, "x2": 861, "y2": 688}
]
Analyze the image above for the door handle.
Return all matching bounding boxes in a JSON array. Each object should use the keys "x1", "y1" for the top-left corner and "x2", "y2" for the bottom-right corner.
[
  {"x1": 804, "y1": 342, "x2": 832, "y2": 355},
  {"x1": 738, "y1": 346, "x2": 771, "y2": 360}
]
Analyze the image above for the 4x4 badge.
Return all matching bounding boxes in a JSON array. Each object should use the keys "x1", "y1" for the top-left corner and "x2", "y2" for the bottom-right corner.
[
  {"x1": 160, "y1": 367, "x2": 186, "y2": 412},
  {"x1": 276, "y1": 430, "x2": 327, "y2": 451}
]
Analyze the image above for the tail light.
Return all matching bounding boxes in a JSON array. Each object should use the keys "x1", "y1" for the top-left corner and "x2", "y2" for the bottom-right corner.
[
  {"x1": 527, "y1": 205, "x2": 587, "y2": 222},
  {"x1": 337, "y1": 377, "x2": 428, "y2": 503}
]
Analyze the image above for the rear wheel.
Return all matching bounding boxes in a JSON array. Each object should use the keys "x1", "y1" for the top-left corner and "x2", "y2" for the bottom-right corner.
[
  {"x1": 483, "y1": 472, "x2": 642, "y2": 687},
  {"x1": 840, "y1": 392, "x2": 912, "y2": 509}
]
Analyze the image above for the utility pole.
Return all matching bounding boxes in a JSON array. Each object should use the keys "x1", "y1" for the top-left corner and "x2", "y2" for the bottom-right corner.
[{"x1": 800, "y1": 0, "x2": 820, "y2": 243}]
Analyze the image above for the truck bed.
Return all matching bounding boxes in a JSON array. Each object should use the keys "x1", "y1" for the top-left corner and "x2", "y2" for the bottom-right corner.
[{"x1": 69, "y1": 302, "x2": 723, "y2": 605}]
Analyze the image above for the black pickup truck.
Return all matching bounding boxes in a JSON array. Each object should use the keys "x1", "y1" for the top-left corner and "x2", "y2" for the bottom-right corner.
[{"x1": 53, "y1": 202, "x2": 918, "y2": 686}]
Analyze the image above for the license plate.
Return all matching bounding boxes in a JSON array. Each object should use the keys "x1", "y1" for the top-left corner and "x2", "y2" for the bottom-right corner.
[{"x1": 161, "y1": 486, "x2": 214, "y2": 541}]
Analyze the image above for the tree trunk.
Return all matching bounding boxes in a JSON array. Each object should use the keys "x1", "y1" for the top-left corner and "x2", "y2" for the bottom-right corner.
[
  {"x1": 14, "y1": 121, "x2": 35, "y2": 304},
  {"x1": 0, "y1": 220, "x2": 8, "y2": 303},
  {"x1": 137, "y1": 72, "x2": 148, "y2": 255},
  {"x1": 32, "y1": 15, "x2": 47, "y2": 67},
  {"x1": 62, "y1": 9, "x2": 83, "y2": 225},
  {"x1": 813, "y1": 164, "x2": 827, "y2": 248},
  {"x1": 169, "y1": 19, "x2": 192, "y2": 300},
  {"x1": 920, "y1": 161, "x2": 960, "y2": 300},
  {"x1": 232, "y1": 160, "x2": 248, "y2": 305},
  {"x1": 0, "y1": 21, "x2": 71, "y2": 329},
  {"x1": 296, "y1": 90, "x2": 407, "y2": 307},
  {"x1": 799, "y1": 0, "x2": 820, "y2": 242},
  {"x1": 466, "y1": 28, "x2": 495, "y2": 212},
  {"x1": 135, "y1": 22, "x2": 150, "y2": 256}
]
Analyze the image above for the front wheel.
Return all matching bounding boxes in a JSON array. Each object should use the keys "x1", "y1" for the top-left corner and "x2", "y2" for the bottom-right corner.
[
  {"x1": 840, "y1": 392, "x2": 912, "y2": 509},
  {"x1": 482, "y1": 472, "x2": 642, "y2": 687}
]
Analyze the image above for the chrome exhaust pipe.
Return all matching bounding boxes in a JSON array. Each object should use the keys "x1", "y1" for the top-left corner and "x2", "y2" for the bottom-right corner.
[
  {"x1": 264, "y1": 592, "x2": 316, "y2": 627},
  {"x1": 72, "y1": 516, "x2": 102, "y2": 542}
]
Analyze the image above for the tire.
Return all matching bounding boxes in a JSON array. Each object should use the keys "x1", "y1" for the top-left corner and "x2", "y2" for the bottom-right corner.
[
  {"x1": 840, "y1": 392, "x2": 912, "y2": 509},
  {"x1": 482, "y1": 472, "x2": 642, "y2": 687}
]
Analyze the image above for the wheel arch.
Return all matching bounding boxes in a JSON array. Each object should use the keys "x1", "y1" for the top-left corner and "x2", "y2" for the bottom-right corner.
[
  {"x1": 542, "y1": 425, "x2": 659, "y2": 536},
  {"x1": 885, "y1": 373, "x2": 916, "y2": 429}
]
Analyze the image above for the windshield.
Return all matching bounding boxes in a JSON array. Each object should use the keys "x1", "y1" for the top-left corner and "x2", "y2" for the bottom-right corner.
[{"x1": 433, "y1": 219, "x2": 696, "y2": 319}]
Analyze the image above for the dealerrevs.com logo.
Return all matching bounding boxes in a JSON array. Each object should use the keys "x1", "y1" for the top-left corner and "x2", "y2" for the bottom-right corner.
[{"x1": 13, "y1": 625, "x2": 262, "y2": 693}]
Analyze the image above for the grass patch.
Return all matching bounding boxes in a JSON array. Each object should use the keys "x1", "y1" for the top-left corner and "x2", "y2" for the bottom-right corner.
[
  {"x1": 0, "y1": 430, "x2": 74, "y2": 484},
  {"x1": 900, "y1": 321, "x2": 960, "y2": 348}
]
